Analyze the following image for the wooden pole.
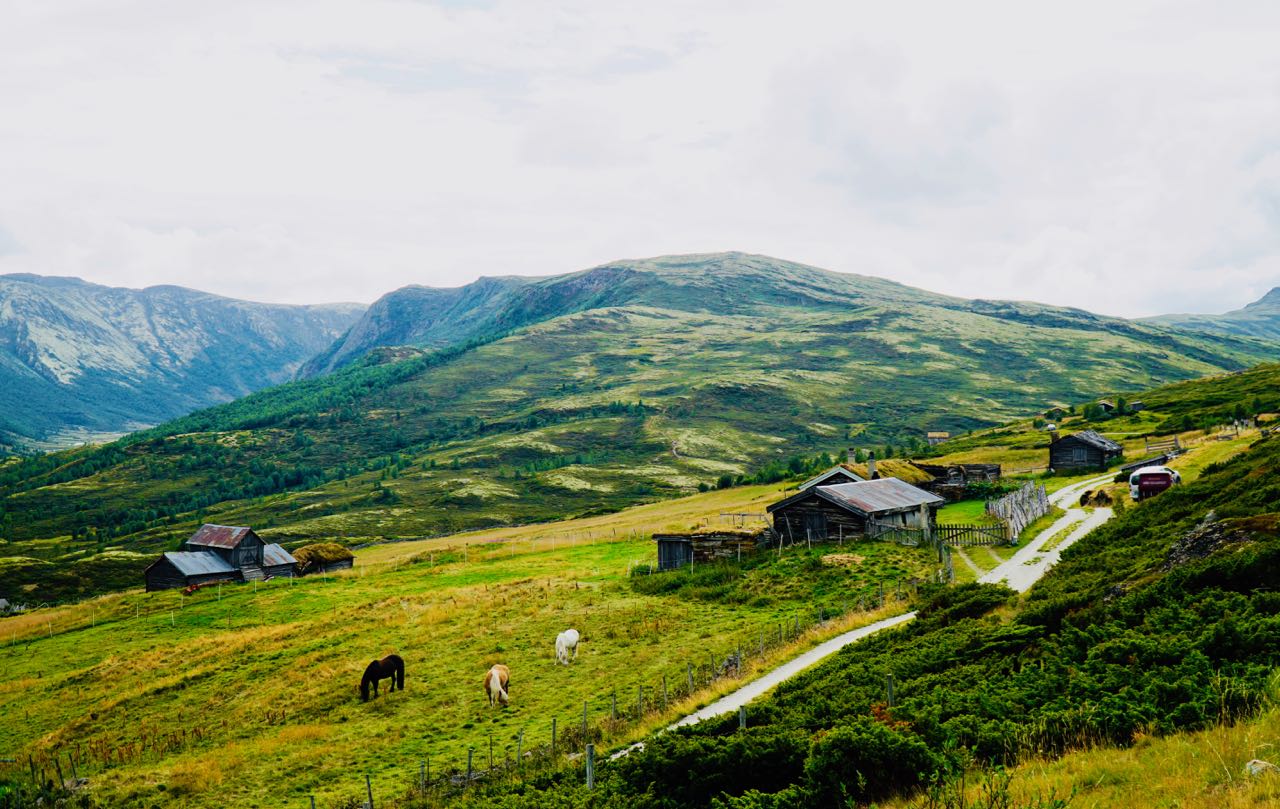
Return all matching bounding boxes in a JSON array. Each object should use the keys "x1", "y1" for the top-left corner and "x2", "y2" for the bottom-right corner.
[
  {"x1": 516, "y1": 730, "x2": 523, "y2": 765},
  {"x1": 419, "y1": 760, "x2": 425, "y2": 790},
  {"x1": 466, "y1": 749, "x2": 473, "y2": 785},
  {"x1": 739, "y1": 705, "x2": 747, "y2": 730},
  {"x1": 310, "y1": 797, "x2": 316, "y2": 809},
  {"x1": 365, "y1": 772, "x2": 374, "y2": 807},
  {"x1": 585, "y1": 743, "x2": 595, "y2": 790}
]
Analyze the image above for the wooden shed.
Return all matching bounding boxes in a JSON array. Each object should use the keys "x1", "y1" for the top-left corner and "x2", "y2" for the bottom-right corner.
[
  {"x1": 293, "y1": 542, "x2": 355, "y2": 575},
  {"x1": 654, "y1": 531, "x2": 763, "y2": 571},
  {"x1": 144, "y1": 551, "x2": 241, "y2": 592},
  {"x1": 1049, "y1": 430, "x2": 1123, "y2": 471},
  {"x1": 767, "y1": 478, "x2": 944, "y2": 543},
  {"x1": 260, "y1": 544, "x2": 298, "y2": 579}
]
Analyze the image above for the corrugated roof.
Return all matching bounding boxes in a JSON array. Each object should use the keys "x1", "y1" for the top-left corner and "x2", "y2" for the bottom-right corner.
[
  {"x1": 817, "y1": 478, "x2": 944, "y2": 514},
  {"x1": 1057, "y1": 429, "x2": 1123, "y2": 452},
  {"x1": 261, "y1": 543, "x2": 297, "y2": 567},
  {"x1": 186, "y1": 524, "x2": 255, "y2": 549},
  {"x1": 162, "y1": 551, "x2": 236, "y2": 577}
]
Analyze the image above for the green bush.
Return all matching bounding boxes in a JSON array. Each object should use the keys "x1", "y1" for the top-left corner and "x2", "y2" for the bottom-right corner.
[{"x1": 803, "y1": 719, "x2": 944, "y2": 804}]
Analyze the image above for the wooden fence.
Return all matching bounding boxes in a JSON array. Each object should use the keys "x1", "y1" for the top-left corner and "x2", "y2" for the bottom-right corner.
[
  {"x1": 986, "y1": 481, "x2": 1050, "y2": 541},
  {"x1": 867, "y1": 521, "x2": 1006, "y2": 548}
]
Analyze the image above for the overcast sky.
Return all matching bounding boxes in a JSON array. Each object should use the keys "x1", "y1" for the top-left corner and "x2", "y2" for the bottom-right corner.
[{"x1": 2, "y1": 1, "x2": 1278, "y2": 316}]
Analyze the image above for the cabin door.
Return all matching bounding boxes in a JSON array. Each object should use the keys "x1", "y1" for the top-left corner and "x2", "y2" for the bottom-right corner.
[{"x1": 804, "y1": 512, "x2": 827, "y2": 541}]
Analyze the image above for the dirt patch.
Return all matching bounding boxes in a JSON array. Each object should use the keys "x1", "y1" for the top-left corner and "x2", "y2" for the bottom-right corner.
[{"x1": 821, "y1": 553, "x2": 866, "y2": 567}]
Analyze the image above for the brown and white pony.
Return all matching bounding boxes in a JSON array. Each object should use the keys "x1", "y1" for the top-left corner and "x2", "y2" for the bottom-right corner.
[{"x1": 483, "y1": 664, "x2": 510, "y2": 707}]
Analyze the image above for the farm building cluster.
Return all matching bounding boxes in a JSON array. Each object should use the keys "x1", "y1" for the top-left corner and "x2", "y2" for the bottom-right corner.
[{"x1": 143, "y1": 525, "x2": 353, "y2": 592}]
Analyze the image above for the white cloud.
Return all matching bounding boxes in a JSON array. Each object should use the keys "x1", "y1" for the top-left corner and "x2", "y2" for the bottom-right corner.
[{"x1": 0, "y1": 0, "x2": 1277, "y2": 315}]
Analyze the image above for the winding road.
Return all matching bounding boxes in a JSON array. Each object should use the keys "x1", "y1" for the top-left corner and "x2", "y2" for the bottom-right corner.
[{"x1": 612, "y1": 472, "x2": 1116, "y2": 759}]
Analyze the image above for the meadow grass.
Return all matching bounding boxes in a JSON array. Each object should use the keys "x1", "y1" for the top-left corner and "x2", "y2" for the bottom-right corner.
[{"x1": 0, "y1": 487, "x2": 936, "y2": 808}]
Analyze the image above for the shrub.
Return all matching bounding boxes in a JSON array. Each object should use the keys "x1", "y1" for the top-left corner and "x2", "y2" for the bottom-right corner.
[{"x1": 803, "y1": 718, "x2": 944, "y2": 804}]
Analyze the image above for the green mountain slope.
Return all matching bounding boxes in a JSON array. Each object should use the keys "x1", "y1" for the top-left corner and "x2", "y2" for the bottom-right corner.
[
  {"x1": 1145, "y1": 286, "x2": 1280, "y2": 342},
  {"x1": 0, "y1": 255, "x2": 1275, "y2": 574},
  {"x1": 0, "y1": 274, "x2": 365, "y2": 449}
]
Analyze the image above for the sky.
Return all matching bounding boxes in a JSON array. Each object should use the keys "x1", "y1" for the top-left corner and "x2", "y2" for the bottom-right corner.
[{"x1": 1, "y1": 1, "x2": 1278, "y2": 317}]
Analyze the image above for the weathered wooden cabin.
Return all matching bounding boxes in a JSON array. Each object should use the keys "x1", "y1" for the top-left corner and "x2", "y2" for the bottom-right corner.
[
  {"x1": 767, "y1": 478, "x2": 944, "y2": 542},
  {"x1": 797, "y1": 464, "x2": 865, "y2": 490},
  {"x1": 926, "y1": 431, "x2": 951, "y2": 446},
  {"x1": 144, "y1": 551, "x2": 240, "y2": 592},
  {"x1": 1049, "y1": 430, "x2": 1123, "y2": 471},
  {"x1": 654, "y1": 531, "x2": 763, "y2": 571},
  {"x1": 911, "y1": 462, "x2": 1001, "y2": 500}
]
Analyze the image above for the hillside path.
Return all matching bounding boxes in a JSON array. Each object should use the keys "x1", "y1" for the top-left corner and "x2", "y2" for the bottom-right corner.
[{"x1": 612, "y1": 473, "x2": 1116, "y2": 759}]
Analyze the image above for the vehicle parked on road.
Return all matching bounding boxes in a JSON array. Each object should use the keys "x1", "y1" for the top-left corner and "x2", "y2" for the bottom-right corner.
[{"x1": 1129, "y1": 465, "x2": 1182, "y2": 500}]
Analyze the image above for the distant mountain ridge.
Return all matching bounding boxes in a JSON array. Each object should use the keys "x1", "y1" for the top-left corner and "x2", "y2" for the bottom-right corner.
[
  {"x1": 0, "y1": 274, "x2": 364, "y2": 449},
  {"x1": 301, "y1": 253, "x2": 964, "y2": 375},
  {"x1": 1144, "y1": 286, "x2": 1280, "y2": 342}
]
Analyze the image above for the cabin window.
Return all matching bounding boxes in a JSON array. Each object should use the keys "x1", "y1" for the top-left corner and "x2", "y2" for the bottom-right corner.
[{"x1": 1072, "y1": 447, "x2": 1087, "y2": 463}]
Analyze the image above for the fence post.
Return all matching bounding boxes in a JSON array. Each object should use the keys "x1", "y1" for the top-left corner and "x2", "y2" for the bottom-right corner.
[
  {"x1": 687, "y1": 662, "x2": 694, "y2": 693},
  {"x1": 551, "y1": 718, "x2": 557, "y2": 755},
  {"x1": 516, "y1": 730, "x2": 524, "y2": 766},
  {"x1": 310, "y1": 797, "x2": 316, "y2": 809},
  {"x1": 886, "y1": 674, "x2": 895, "y2": 708},
  {"x1": 585, "y1": 743, "x2": 595, "y2": 790},
  {"x1": 419, "y1": 760, "x2": 425, "y2": 790},
  {"x1": 739, "y1": 705, "x2": 747, "y2": 730},
  {"x1": 466, "y1": 749, "x2": 473, "y2": 785},
  {"x1": 365, "y1": 772, "x2": 374, "y2": 807},
  {"x1": 637, "y1": 684, "x2": 643, "y2": 717},
  {"x1": 489, "y1": 734, "x2": 494, "y2": 770}
]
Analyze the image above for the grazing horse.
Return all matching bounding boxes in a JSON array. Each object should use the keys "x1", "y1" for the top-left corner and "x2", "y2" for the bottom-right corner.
[
  {"x1": 555, "y1": 628, "x2": 580, "y2": 665},
  {"x1": 484, "y1": 664, "x2": 510, "y2": 707},
  {"x1": 360, "y1": 654, "x2": 405, "y2": 702}
]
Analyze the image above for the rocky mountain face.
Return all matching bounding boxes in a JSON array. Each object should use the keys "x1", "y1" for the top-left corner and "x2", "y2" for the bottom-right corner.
[
  {"x1": 1145, "y1": 287, "x2": 1280, "y2": 342},
  {"x1": 0, "y1": 274, "x2": 363, "y2": 448}
]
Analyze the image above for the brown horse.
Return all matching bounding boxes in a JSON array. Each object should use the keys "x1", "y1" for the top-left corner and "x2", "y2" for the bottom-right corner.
[
  {"x1": 483, "y1": 664, "x2": 510, "y2": 707},
  {"x1": 360, "y1": 654, "x2": 405, "y2": 702}
]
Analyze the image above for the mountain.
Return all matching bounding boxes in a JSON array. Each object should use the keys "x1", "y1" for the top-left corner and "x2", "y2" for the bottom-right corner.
[
  {"x1": 0, "y1": 274, "x2": 364, "y2": 449},
  {"x1": 1144, "y1": 286, "x2": 1280, "y2": 342},
  {"x1": 2, "y1": 252, "x2": 1276, "y2": 566},
  {"x1": 301, "y1": 253, "x2": 962, "y2": 376}
]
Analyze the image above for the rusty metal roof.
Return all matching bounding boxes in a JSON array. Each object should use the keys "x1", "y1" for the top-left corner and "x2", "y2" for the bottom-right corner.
[
  {"x1": 816, "y1": 478, "x2": 944, "y2": 514},
  {"x1": 162, "y1": 551, "x2": 236, "y2": 577},
  {"x1": 261, "y1": 543, "x2": 297, "y2": 567},
  {"x1": 185, "y1": 524, "x2": 256, "y2": 549}
]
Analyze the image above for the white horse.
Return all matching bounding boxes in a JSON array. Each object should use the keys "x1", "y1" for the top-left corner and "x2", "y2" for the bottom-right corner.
[
  {"x1": 483, "y1": 664, "x2": 510, "y2": 707},
  {"x1": 555, "y1": 629, "x2": 580, "y2": 665}
]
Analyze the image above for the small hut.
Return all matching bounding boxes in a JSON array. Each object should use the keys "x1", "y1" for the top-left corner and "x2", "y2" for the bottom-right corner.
[
  {"x1": 260, "y1": 544, "x2": 299, "y2": 579},
  {"x1": 293, "y1": 543, "x2": 355, "y2": 575},
  {"x1": 653, "y1": 531, "x2": 763, "y2": 571},
  {"x1": 1049, "y1": 430, "x2": 1123, "y2": 471},
  {"x1": 797, "y1": 464, "x2": 865, "y2": 490},
  {"x1": 767, "y1": 478, "x2": 944, "y2": 542}
]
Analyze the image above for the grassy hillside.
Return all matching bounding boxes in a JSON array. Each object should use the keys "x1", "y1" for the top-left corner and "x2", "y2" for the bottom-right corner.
[
  {"x1": 0, "y1": 485, "x2": 939, "y2": 808},
  {"x1": 1, "y1": 259, "x2": 1275, "y2": 590},
  {"x1": 468, "y1": 428, "x2": 1280, "y2": 807}
]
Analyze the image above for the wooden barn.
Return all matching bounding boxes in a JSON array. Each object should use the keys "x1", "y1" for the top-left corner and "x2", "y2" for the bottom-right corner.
[
  {"x1": 144, "y1": 551, "x2": 240, "y2": 592},
  {"x1": 1049, "y1": 430, "x2": 1123, "y2": 471},
  {"x1": 182, "y1": 524, "x2": 265, "y2": 574},
  {"x1": 144, "y1": 524, "x2": 297, "y2": 591},
  {"x1": 767, "y1": 478, "x2": 944, "y2": 543}
]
